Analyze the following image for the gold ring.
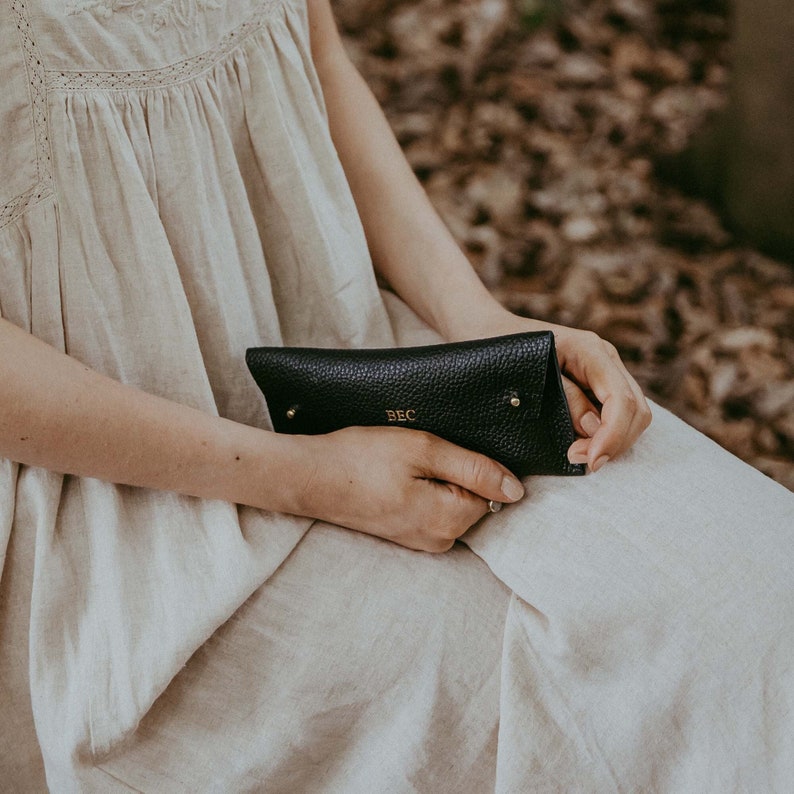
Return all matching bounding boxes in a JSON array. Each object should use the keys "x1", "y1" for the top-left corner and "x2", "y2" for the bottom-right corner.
[{"x1": 487, "y1": 500, "x2": 502, "y2": 513}]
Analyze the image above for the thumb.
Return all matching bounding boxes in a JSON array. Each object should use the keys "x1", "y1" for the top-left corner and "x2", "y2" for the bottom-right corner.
[{"x1": 427, "y1": 439, "x2": 525, "y2": 504}]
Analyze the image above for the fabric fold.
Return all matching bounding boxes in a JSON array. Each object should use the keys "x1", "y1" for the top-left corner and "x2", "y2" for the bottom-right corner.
[{"x1": 465, "y1": 404, "x2": 794, "y2": 791}]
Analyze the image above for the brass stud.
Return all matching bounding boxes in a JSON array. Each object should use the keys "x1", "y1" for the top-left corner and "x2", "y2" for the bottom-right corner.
[
  {"x1": 510, "y1": 395, "x2": 521, "y2": 408},
  {"x1": 286, "y1": 406, "x2": 298, "y2": 419}
]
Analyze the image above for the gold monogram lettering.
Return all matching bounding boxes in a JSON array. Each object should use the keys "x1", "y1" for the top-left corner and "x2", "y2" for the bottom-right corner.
[{"x1": 386, "y1": 409, "x2": 417, "y2": 422}]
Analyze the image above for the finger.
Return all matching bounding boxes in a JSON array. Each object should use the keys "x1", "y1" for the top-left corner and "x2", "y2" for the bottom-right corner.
[
  {"x1": 585, "y1": 380, "x2": 638, "y2": 467},
  {"x1": 570, "y1": 342, "x2": 644, "y2": 466},
  {"x1": 605, "y1": 347, "x2": 653, "y2": 440},
  {"x1": 566, "y1": 436, "x2": 591, "y2": 466},
  {"x1": 586, "y1": 346, "x2": 652, "y2": 463},
  {"x1": 556, "y1": 330, "x2": 652, "y2": 468},
  {"x1": 426, "y1": 438, "x2": 525, "y2": 504},
  {"x1": 558, "y1": 335, "x2": 629, "y2": 456},
  {"x1": 413, "y1": 482, "x2": 492, "y2": 552},
  {"x1": 561, "y1": 375, "x2": 601, "y2": 438},
  {"x1": 435, "y1": 481, "x2": 493, "y2": 527},
  {"x1": 586, "y1": 379, "x2": 652, "y2": 467}
]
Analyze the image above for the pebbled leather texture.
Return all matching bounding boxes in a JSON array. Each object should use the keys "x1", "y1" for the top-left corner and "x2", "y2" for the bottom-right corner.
[{"x1": 246, "y1": 331, "x2": 585, "y2": 477}]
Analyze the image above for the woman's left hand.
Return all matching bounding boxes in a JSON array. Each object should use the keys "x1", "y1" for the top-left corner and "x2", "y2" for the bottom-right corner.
[
  {"x1": 546, "y1": 321, "x2": 652, "y2": 471},
  {"x1": 453, "y1": 311, "x2": 652, "y2": 472}
]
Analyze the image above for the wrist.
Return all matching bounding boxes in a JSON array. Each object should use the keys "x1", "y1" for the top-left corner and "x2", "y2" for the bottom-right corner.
[
  {"x1": 264, "y1": 433, "x2": 324, "y2": 518},
  {"x1": 439, "y1": 300, "x2": 536, "y2": 342},
  {"x1": 265, "y1": 432, "x2": 351, "y2": 522},
  {"x1": 193, "y1": 419, "x2": 310, "y2": 516}
]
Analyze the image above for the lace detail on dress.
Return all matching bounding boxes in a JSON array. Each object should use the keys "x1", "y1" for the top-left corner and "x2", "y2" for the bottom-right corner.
[
  {"x1": 2, "y1": 1, "x2": 54, "y2": 229},
  {"x1": 65, "y1": 0, "x2": 224, "y2": 32},
  {"x1": 47, "y1": 1, "x2": 282, "y2": 91},
  {"x1": 0, "y1": 183, "x2": 53, "y2": 230}
]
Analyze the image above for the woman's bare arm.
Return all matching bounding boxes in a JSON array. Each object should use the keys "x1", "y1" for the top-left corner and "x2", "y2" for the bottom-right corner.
[
  {"x1": 308, "y1": 1, "x2": 651, "y2": 468},
  {"x1": 0, "y1": 317, "x2": 305, "y2": 511},
  {"x1": 0, "y1": 317, "x2": 522, "y2": 551},
  {"x1": 307, "y1": 1, "x2": 496, "y2": 342}
]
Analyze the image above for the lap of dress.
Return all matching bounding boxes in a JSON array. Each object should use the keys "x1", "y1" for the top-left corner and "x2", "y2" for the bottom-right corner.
[
  {"x1": 77, "y1": 402, "x2": 794, "y2": 794},
  {"x1": 84, "y1": 526, "x2": 509, "y2": 794}
]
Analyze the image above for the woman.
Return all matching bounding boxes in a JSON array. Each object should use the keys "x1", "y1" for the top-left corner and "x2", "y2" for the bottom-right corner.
[{"x1": 1, "y1": 1, "x2": 791, "y2": 791}]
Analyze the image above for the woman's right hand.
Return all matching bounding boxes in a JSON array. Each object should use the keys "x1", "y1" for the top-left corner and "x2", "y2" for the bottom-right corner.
[{"x1": 286, "y1": 426, "x2": 526, "y2": 553}]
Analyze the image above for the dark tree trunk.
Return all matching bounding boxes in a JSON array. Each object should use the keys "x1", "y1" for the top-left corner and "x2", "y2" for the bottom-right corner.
[
  {"x1": 661, "y1": 0, "x2": 794, "y2": 263},
  {"x1": 722, "y1": 0, "x2": 794, "y2": 261}
]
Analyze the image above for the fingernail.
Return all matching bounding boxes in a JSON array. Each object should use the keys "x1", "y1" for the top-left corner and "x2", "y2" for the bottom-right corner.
[
  {"x1": 592, "y1": 455, "x2": 610, "y2": 472},
  {"x1": 568, "y1": 451, "x2": 588, "y2": 465},
  {"x1": 501, "y1": 476, "x2": 525, "y2": 502},
  {"x1": 581, "y1": 411, "x2": 601, "y2": 437}
]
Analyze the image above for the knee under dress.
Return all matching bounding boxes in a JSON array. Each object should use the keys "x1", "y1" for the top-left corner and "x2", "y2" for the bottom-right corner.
[{"x1": 0, "y1": 2, "x2": 792, "y2": 791}]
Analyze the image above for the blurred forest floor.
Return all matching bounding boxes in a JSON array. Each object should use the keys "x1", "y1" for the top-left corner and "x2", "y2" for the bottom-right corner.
[{"x1": 336, "y1": 0, "x2": 794, "y2": 490}]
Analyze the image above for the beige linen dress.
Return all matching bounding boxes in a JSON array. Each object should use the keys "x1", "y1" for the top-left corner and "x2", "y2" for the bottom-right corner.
[{"x1": 1, "y1": 2, "x2": 793, "y2": 792}]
